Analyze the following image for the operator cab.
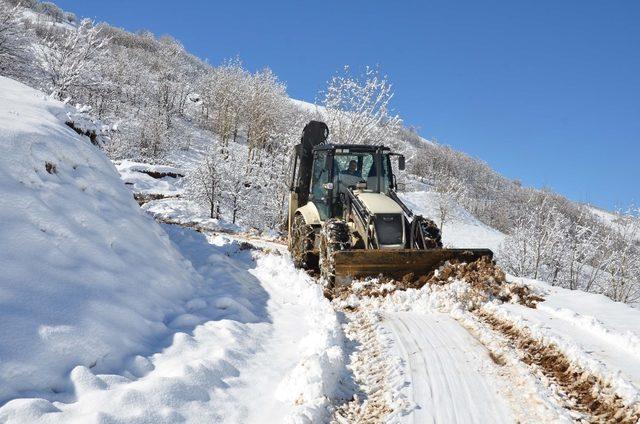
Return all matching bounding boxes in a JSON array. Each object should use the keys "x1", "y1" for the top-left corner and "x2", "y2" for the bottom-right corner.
[{"x1": 308, "y1": 144, "x2": 404, "y2": 220}]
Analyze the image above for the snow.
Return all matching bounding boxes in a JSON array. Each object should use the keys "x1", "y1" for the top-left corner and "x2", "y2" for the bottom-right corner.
[
  {"x1": 400, "y1": 190, "x2": 506, "y2": 252},
  {"x1": 142, "y1": 197, "x2": 243, "y2": 234},
  {"x1": 115, "y1": 160, "x2": 184, "y2": 177},
  {"x1": 115, "y1": 160, "x2": 183, "y2": 198},
  {"x1": 335, "y1": 280, "x2": 570, "y2": 422},
  {"x1": 289, "y1": 98, "x2": 325, "y2": 116},
  {"x1": 0, "y1": 76, "x2": 202, "y2": 404},
  {"x1": 494, "y1": 277, "x2": 640, "y2": 403},
  {"x1": 588, "y1": 205, "x2": 620, "y2": 225},
  {"x1": 587, "y1": 205, "x2": 640, "y2": 243},
  {"x1": 0, "y1": 227, "x2": 347, "y2": 423},
  {"x1": 250, "y1": 254, "x2": 347, "y2": 423},
  {"x1": 339, "y1": 187, "x2": 640, "y2": 420},
  {"x1": 522, "y1": 277, "x2": 640, "y2": 360}
]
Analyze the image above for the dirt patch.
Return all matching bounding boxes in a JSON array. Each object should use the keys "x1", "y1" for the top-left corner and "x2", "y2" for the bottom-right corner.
[
  {"x1": 138, "y1": 169, "x2": 184, "y2": 179},
  {"x1": 327, "y1": 257, "x2": 544, "y2": 309},
  {"x1": 133, "y1": 193, "x2": 179, "y2": 205},
  {"x1": 327, "y1": 279, "x2": 397, "y2": 300},
  {"x1": 45, "y1": 161, "x2": 57, "y2": 174},
  {"x1": 478, "y1": 311, "x2": 640, "y2": 423},
  {"x1": 488, "y1": 350, "x2": 507, "y2": 366},
  {"x1": 65, "y1": 121, "x2": 99, "y2": 146}
]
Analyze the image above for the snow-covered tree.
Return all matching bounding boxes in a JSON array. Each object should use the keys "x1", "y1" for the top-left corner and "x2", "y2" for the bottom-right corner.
[
  {"x1": 37, "y1": 18, "x2": 108, "y2": 100},
  {"x1": 558, "y1": 209, "x2": 611, "y2": 292},
  {"x1": 198, "y1": 57, "x2": 250, "y2": 158},
  {"x1": 244, "y1": 68, "x2": 288, "y2": 160},
  {"x1": 138, "y1": 103, "x2": 169, "y2": 159},
  {"x1": 499, "y1": 193, "x2": 568, "y2": 281},
  {"x1": 322, "y1": 65, "x2": 401, "y2": 145},
  {"x1": 37, "y1": 2, "x2": 65, "y2": 22},
  {"x1": 434, "y1": 174, "x2": 466, "y2": 231},
  {"x1": 219, "y1": 145, "x2": 252, "y2": 224},
  {"x1": 0, "y1": 2, "x2": 30, "y2": 78},
  {"x1": 186, "y1": 148, "x2": 222, "y2": 219},
  {"x1": 602, "y1": 208, "x2": 640, "y2": 303}
]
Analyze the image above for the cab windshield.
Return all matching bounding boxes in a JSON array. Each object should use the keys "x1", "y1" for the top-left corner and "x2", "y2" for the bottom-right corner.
[
  {"x1": 333, "y1": 152, "x2": 391, "y2": 195},
  {"x1": 309, "y1": 149, "x2": 393, "y2": 220}
]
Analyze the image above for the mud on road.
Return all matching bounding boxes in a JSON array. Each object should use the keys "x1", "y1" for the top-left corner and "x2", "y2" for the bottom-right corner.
[{"x1": 478, "y1": 311, "x2": 640, "y2": 424}]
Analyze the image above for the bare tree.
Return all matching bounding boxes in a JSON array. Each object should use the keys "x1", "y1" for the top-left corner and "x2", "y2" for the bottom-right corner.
[{"x1": 322, "y1": 65, "x2": 401, "y2": 145}]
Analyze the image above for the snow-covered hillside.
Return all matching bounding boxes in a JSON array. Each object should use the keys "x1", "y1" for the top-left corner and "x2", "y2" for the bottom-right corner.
[
  {"x1": 2, "y1": 1, "x2": 639, "y2": 421},
  {"x1": 0, "y1": 76, "x2": 205, "y2": 402},
  {"x1": 2, "y1": 79, "x2": 639, "y2": 421}
]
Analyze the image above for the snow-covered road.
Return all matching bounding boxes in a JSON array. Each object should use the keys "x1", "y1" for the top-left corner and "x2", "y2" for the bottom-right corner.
[{"x1": 384, "y1": 312, "x2": 513, "y2": 423}]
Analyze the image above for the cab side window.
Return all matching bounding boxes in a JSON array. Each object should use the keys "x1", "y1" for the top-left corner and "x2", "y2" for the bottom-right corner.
[{"x1": 310, "y1": 151, "x2": 329, "y2": 219}]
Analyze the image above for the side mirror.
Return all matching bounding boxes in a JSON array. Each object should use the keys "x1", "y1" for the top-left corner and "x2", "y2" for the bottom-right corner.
[{"x1": 398, "y1": 155, "x2": 406, "y2": 171}]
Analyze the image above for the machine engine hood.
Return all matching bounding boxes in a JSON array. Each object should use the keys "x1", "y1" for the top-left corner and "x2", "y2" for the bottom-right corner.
[{"x1": 355, "y1": 192, "x2": 404, "y2": 215}]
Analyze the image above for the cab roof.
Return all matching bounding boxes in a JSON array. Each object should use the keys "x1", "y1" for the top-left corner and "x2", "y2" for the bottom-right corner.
[{"x1": 312, "y1": 143, "x2": 390, "y2": 153}]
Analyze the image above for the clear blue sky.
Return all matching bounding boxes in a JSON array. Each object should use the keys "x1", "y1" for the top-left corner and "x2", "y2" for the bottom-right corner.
[{"x1": 56, "y1": 0, "x2": 640, "y2": 210}]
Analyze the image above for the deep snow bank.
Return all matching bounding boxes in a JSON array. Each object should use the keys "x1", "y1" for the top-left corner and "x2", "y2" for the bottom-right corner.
[
  {"x1": 0, "y1": 77, "x2": 202, "y2": 402},
  {"x1": 0, "y1": 227, "x2": 347, "y2": 424}
]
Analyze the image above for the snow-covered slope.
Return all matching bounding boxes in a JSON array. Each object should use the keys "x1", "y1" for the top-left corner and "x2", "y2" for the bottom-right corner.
[
  {"x1": 400, "y1": 190, "x2": 506, "y2": 252},
  {"x1": 3, "y1": 71, "x2": 637, "y2": 421},
  {"x1": 0, "y1": 77, "x2": 203, "y2": 403},
  {"x1": 587, "y1": 205, "x2": 640, "y2": 243}
]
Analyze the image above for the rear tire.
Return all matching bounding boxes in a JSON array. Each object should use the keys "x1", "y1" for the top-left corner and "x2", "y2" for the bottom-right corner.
[
  {"x1": 290, "y1": 214, "x2": 317, "y2": 269},
  {"x1": 320, "y1": 219, "x2": 351, "y2": 285}
]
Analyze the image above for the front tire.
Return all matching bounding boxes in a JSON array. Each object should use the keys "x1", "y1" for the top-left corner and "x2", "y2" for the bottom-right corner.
[
  {"x1": 290, "y1": 214, "x2": 317, "y2": 269},
  {"x1": 319, "y1": 219, "x2": 351, "y2": 285}
]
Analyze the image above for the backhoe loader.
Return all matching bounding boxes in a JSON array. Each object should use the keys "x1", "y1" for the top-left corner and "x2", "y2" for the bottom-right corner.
[{"x1": 288, "y1": 120, "x2": 493, "y2": 285}]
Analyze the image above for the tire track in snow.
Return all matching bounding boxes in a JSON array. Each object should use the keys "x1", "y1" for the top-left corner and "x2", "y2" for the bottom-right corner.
[{"x1": 383, "y1": 312, "x2": 514, "y2": 423}]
